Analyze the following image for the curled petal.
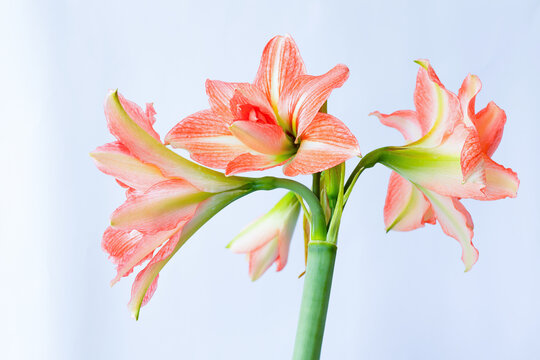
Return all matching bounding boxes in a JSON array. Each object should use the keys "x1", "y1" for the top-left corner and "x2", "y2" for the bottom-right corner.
[
  {"x1": 278, "y1": 64, "x2": 349, "y2": 137},
  {"x1": 283, "y1": 113, "x2": 360, "y2": 176},
  {"x1": 105, "y1": 91, "x2": 246, "y2": 192},
  {"x1": 371, "y1": 110, "x2": 424, "y2": 143},
  {"x1": 458, "y1": 74, "x2": 482, "y2": 127},
  {"x1": 384, "y1": 172, "x2": 434, "y2": 232},
  {"x1": 419, "y1": 187, "x2": 478, "y2": 271},
  {"x1": 165, "y1": 109, "x2": 248, "y2": 169},
  {"x1": 91, "y1": 142, "x2": 166, "y2": 192},
  {"x1": 473, "y1": 101, "x2": 507, "y2": 157},
  {"x1": 206, "y1": 80, "x2": 249, "y2": 121},
  {"x1": 413, "y1": 60, "x2": 462, "y2": 147},
  {"x1": 111, "y1": 180, "x2": 208, "y2": 233},
  {"x1": 225, "y1": 153, "x2": 289, "y2": 175},
  {"x1": 229, "y1": 84, "x2": 277, "y2": 125},
  {"x1": 117, "y1": 94, "x2": 161, "y2": 141},
  {"x1": 254, "y1": 34, "x2": 306, "y2": 107},
  {"x1": 229, "y1": 121, "x2": 294, "y2": 155},
  {"x1": 483, "y1": 157, "x2": 519, "y2": 200}
]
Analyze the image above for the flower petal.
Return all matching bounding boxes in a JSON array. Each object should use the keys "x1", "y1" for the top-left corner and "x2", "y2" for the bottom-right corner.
[
  {"x1": 128, "y1": 231, "x2": 182, "y2": 319},
  {"x1": 229, "y1": 121, "x2": 294, "y2": 155},
  {"x1": 370, "y1": 110, "x2": 424, "y2": 143},
  {"x1": 458, "y1": 74, "x2": 482, "y2": 127},
  {"x1": 419, "y1": 187, "x2": 478, "y2": 271},
  {"x1": 206, "y1": 80, "x2": 249, "y2": 121},
  {"x1": 381, "y1": 123, "x2": 486, "y2": 199},
  {"x1": 229, "y1": 84, "x2": 277, "y2": 125},
  {"x1": 117, "y1": 94, "x2": 161, "y2": 141},
  {"x1": 482, "y1": 157, "x2": 519, "y2": 200},
  {"x1": 384, "y1": 172, "x2": 434, "y2": 232},
  {"x1": 473, "y1": 101, "x2": 507, "y2": 157},
  {"x1": 412, "y1": 60, "x2": 462, "y2": 147},
  {"x1": 225, "y1": 153, "x2": 289, "y2": 175},
  {"x1": 105, "y1": 91, "x2": 246, "y2": 192},
  {"x1": 254, "y1": 34, "x2": 306, "y2": 108},
  {"x1": 283, "y1": 113, "x2": 360, "y2": 176},
  {"x1": 91, "y1": 142, "x2": 166, "y2": 192},
  {"x1": 165, "y1": 109, "x2": 249, "y2": 169},
  {"x1": 248, "y1": 237, "x2": 280, "y2": 281},
  {"x1": 110, "y1": 179, "x2": 208, "y2": 233},
  {"x1": 278, "y1": 64, "x2": 349, "y2": 137}
]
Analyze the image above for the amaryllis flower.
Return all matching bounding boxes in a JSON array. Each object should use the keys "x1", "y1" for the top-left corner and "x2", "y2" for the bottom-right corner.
[
  {"x1": 227, "y1": 192, "x2": 300, "y2": 280},
  {"x1": 165, "y1": 35, "x2": 360, "y2": 176},
  {"x1": 371, "y1": 60, "x2": 519, "y2": 270},
  {"x1": 91, "y1": 91, "x2": 250, "y2": 318}
]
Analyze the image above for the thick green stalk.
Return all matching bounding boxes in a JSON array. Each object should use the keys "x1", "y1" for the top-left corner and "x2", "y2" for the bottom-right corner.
[{"x1": 292, "y1": 241, "x2": 337, "y2": 360}]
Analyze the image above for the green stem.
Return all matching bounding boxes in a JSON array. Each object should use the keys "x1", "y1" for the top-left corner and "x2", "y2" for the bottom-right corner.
[
  {"x1": 292, "y1": 241, "x2": 337, "y2": 360},
  {"x1": 343, "y1": 147, "x2": 387, "y2": 203},
  {"x1": 253, "y1": 177, "x2": 327, "y2": 240}
]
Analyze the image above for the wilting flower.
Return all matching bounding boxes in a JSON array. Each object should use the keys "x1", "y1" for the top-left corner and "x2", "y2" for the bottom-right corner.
[
  {"x1": 227, "y1": 192, "x2": 300, "y2": 280},
  {"x1": 91, "y1": 91, "x2": 250, "y2": 318},
  {"x1": 371, "y1": 60, "x2": 519, "y2": 270},
  {"x1": 165, "y1": 35, "x2": 360, "y2": 176}
]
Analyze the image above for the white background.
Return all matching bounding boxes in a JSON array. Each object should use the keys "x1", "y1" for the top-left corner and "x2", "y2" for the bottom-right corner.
[{"x1": 1, "y1": 0, "x2": 539, "y2": 359}]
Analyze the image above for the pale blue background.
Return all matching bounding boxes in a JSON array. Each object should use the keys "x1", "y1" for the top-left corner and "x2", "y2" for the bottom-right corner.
[{"x1": 1, "y1": 0, "x2": 539, "y2": 359}]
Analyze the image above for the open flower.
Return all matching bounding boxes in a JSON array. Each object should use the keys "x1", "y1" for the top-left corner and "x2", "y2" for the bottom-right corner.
[
  {"x1": 165, "y1": 35, "x2": 360, "y2": 176},
  {"x1": 227, "y1": 192, "x2": 300, "y2": 280},
  {"x1": 91, "y1": 91, "x2": 250, "y2": 318},
  {"x1": 371, "y1": 60, "x2": 519, "y2": 270}
]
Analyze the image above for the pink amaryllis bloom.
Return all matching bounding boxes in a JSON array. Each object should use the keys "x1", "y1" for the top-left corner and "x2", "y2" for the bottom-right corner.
[
  {"x1": 227, "y1": 192, "x2": 300, "y2": 280},
  {"x1": 371, "y1": 60, "x2": 519, "y2": 270},
  {"x1": 91, "y1": 91, "x2": 250, "y2": 318},
  {"x1": 165, "y1": 35, "x2": 360, "y2": 176}
]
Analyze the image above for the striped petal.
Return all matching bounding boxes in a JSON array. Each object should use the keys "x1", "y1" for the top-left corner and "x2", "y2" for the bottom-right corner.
[
  {"x1": 111, "y1": 179, "x2": 209, "y2": 234},
  {"x1": 371, "y1": 110, "x2": 425, "y2": 143},
  {"x1": 165, "y1": 109, "x2": 249, "y2": 169},
  {"x1": 419, "y1": 186, "x2": 478, "y2": 271},
  {"x1": 384, "y1": 172, "x2": 435, "y2": 232},
  {"x1": 283, "y1": 113, "x2": 360, "y2": 176},
  {"x1": 206, "y1": 80, "x2": 248, "y2": 121},
  {"x1": 229, "y1": 121, "x2": 294, "y2": 155},
  {"x1": 473, "y1": 102, "x2": 507, "y2": 157},
  {"x1": 458, "y1": 74, "x2": 482, "y2": 127},
  {"x1": 412, "y1": 60, "x2": 462, "y2": 147},
  {"x1": 105, "y1": 91, "x2": 246, "y2": 192},
  {"x1": 230, "y1": 84, "x2": 277, "y2": 125},
  {"x1": 278, "y1": 64, "x2": 349, "y2": 137},
  {"x1": 380, "y1": 123, "x2": 486, "y2": 199},
  {"x1": 91, "y1": 142, "x2": 166, "y2": 192},
  {"x1": 483, "y1": 157, "x2": 519, "y2": 200},
  {"x1": 254, "y1": 35, "x2": 306, "y2": 108},
  {"x1": 225, "y1": 153, "x2": 289, "y2": 175},
  {"x1": 117, "y1": 94, "x2": 161, "y2": 141}
]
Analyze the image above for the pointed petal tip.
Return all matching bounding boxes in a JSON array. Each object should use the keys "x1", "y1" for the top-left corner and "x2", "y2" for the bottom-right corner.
[{"x1": 414, "y1": 59, "x2": 430, "y2": 69}]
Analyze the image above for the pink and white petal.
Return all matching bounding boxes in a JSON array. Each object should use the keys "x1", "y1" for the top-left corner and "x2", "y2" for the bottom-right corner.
[
  {"x1": 248, "y1": 237, "x2": 280, "y2": 281},
  {"x1": 102, "y1": 226, "x2": 143, "y2": 264},
  {"x1": 165, "y1": 109, "x2": 249, "y2": 169},
  {"x1": 117, "y1": 94, "x2": 161, "y2": 141},
  {"x1": 384, "y1": 124, "x2": 486, "y2": 199},
  {"x1": 254, "y1": 34, "x2": 306, "y2": 108},
  {"x1": 419, "y1": 187, "x2": 478, "y2": 271},
  {"x1": 225, "y1": 153, "x2": 289, "y2": 175},
  {"x1": 482, "y1": 157, "x2": 519, "y2": 200},
  {"x1": 458, "y1": 74, "x2": 482, "y2": 127},
  {"x1": 91, "y1": 142, "x2": 166, "y2": 192},
  {"x1": 230, "y1": 84, "x2": 278, "y2": 125},
  {"x1": 230, "y1": 121, "x2": 294, "y2": 155},
  {"x1": 473, "y1": 101, "x2": 507, "y2": 157},
  {"x1": 384, "y1": 172, "x2": 433, "y2": 232},
  {"x1": 275, "y1": 201, "x2": 300, "y2": 271},
  {"x1": 370, "y1": 110, "x2": 424, "y2": 143},
  {"x1": 110, "y1": 179, "x2": 207, "y2": 234},
  {"x1": 283, "y1": 113, "x2": 360, "y2": 176},
  {"x1": 111, "y1": 224, "x2": 184, "y2": 285},
  {"x1": 205, "y1": 80, "x2": 249, "y2": 121},
  {"x1": 412, "y1": 60, "x2": 462, "y2": 147},
  {"x1": 278, "y1": 64, "x2": 350, "y2": 137},
  {"x1": 128, "y1": 230, "x2": 183, "y2": 319},
  {"x1": 105, "y1": 91, "x2": 246, "y2": 192}
]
